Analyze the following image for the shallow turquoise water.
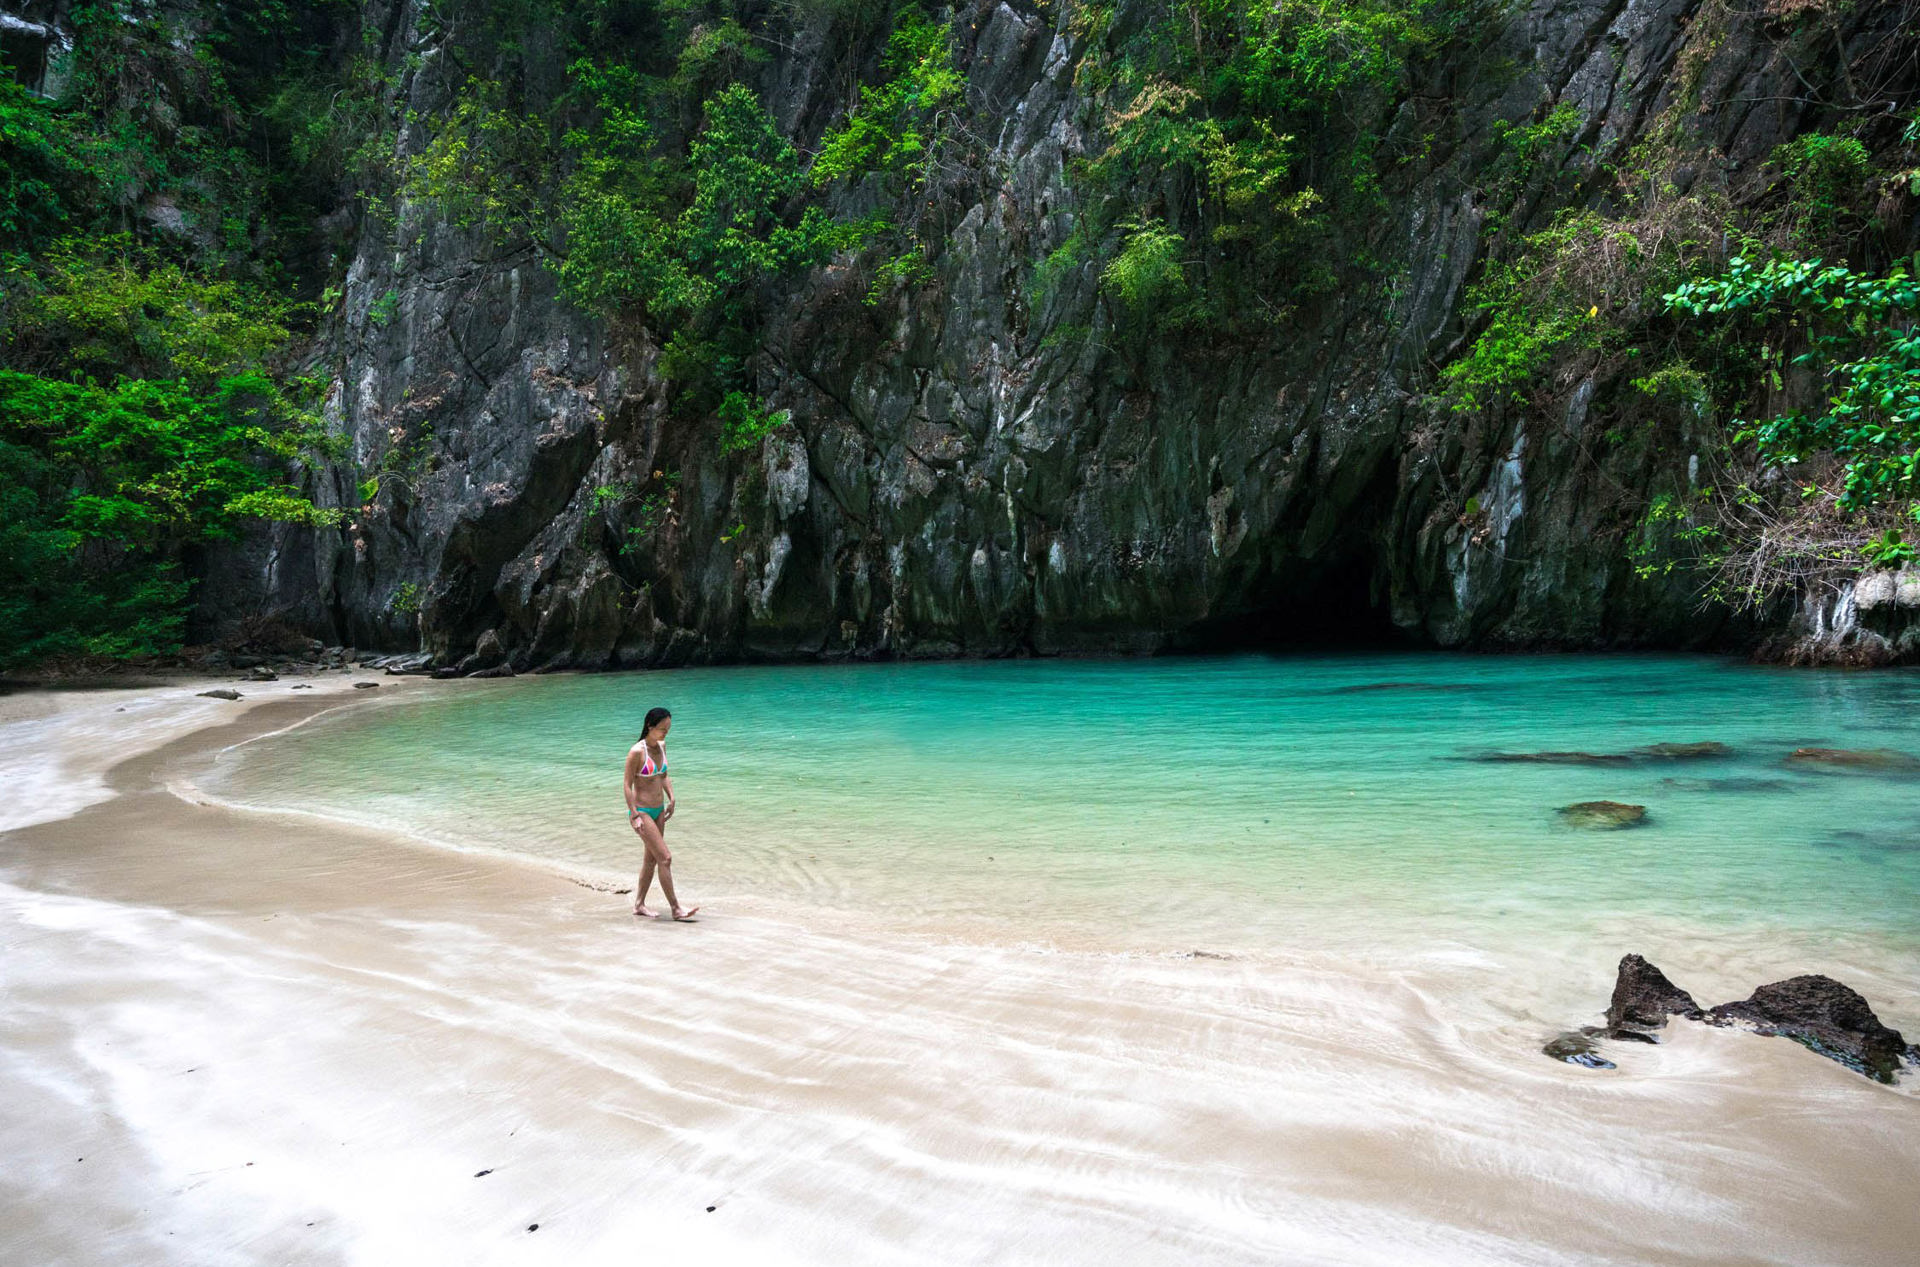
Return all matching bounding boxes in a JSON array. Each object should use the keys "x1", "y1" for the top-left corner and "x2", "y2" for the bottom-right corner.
[{"x1": 206, "y1": 653, "x2": 1920, "y2": 1012}]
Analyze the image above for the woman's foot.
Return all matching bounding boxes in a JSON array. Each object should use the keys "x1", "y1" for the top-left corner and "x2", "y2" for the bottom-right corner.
[
  {"x1": 671, "y1": 906, "x2": 700, "y2": 921},
  {"x1": 634, "y1": 902, "x2": 658, "y2": 918}
]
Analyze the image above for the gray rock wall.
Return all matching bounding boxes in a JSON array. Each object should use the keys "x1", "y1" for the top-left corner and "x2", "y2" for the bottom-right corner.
[{"x1": 199, "y1": 0, "x2": 1911, "y2": 669}]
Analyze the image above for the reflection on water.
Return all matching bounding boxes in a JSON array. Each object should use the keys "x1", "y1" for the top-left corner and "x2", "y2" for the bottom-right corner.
[{"x1": 203, "y1": 654, "x2": 1920, "y2": 1024}]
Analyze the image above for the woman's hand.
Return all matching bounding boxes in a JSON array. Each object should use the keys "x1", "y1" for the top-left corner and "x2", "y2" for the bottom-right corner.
[{"x1": 662, "y1": 802, "x2": 675, "y2": 823}]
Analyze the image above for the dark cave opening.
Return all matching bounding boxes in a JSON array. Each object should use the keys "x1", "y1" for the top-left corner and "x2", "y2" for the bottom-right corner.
[{"x1": 1169, "y1": 556, "x2": 1412, "y2": 652}]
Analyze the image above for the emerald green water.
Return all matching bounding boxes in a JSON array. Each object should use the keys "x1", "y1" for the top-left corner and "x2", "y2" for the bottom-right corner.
[{"x1": 205, "y1": 653, "x2": 1920, "y2": 1022}]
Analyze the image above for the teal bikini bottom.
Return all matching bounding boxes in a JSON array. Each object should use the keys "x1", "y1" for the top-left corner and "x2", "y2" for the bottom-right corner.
[{"x1": 629, "y1": 804, "x2": 665, "y2": 821}]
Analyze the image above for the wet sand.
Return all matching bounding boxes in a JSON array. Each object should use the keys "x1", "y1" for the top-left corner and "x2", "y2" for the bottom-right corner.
[{"x1": 2, "y1": 684, "x2": 1917, "y2": 1265}]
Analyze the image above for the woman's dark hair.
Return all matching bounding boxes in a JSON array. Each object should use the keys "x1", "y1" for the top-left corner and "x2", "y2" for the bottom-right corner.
[{"x1": 641, "y1": 707, "x2": 672, "y2": 739}]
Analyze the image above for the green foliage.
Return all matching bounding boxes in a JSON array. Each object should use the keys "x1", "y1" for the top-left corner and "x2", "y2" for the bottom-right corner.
[
  {"x1": 1863, "y1": 528, "x2": 1916, "y2": 569},
  {"x1": 812, "y1": 8, "x2": 961, "y2": 190},
  {"x1": 0, "y1": 238, "x2": 333, "y2": 666},
  {"x1": 390, "y1": 580, "x2": 421, "y2": 615},
  {"x1": 1059, "y1": 0, "x2": 1482, "y2": 331},
  {"x1": 368, "y1": 289, "x2": 398, "y2": 327},
  {"x1": 1665, "y1": 257, "x2": 1920, "y2": 515},
  {"x1": 0, "y1": 79, "x2": 94, "y2": 250},
  {"x1": 1771, "y1": 132, "x2": 1871, "y2": 241},
  {"x1": 621, "y1": 468, "x2": 680, "y2": 552},
  {"x1": 717, "y1": 391, "x2": 790, "y2": 453},
  {"x1": 1101, "y1": 218, "x2": 1191, "y2": 318}
]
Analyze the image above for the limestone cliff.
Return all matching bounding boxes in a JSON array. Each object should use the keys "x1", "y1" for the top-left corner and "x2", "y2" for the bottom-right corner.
[{"x1": 185, "y1": 0, "x2": 1920, "y2": 668}]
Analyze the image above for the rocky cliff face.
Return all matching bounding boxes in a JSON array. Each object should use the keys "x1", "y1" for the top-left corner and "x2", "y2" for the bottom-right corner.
[{"x1": 195, "y1": 0, "x2": 1918, "y2": 668}]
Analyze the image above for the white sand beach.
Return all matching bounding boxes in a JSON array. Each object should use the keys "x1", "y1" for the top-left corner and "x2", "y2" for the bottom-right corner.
[{"x1": 2, "y1": 681, "x2": 1917, "y2": 1266}]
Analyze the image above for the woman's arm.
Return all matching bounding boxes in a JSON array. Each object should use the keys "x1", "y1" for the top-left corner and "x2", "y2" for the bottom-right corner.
[{"x1": 623, "y1": 746, "x2": 642, "y2": 814}]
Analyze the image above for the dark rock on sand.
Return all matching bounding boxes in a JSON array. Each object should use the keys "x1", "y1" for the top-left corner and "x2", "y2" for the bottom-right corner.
[
  {"x1": 1543, "y1": 1031, "x2": 1616, "y2": 1069},
  {"x1": 196, "y1": 688, "x2": 243, "y2": 701},
  {"x1": 1480, "y1": 751, "x2": 1635, "y2": 766},
  {"x1": 469, "y1": 663, "x2": 516, "y2": 679},
  {"x1": 377, "y1": 652, "x2": 435, "y2": 676},
  {"x1": 1558, "y1": 801, "x2": 1648, "y2": 829},
  {"x1": 431, "y1": 666, "x2": 464, "y2": 679},
  {"x1": 1630, "y1": 742, "x2": 1734, "y2": 759},
  {"x1": 1606, "y1": 954, "x2": 1703, "y2": 1033},
  {"x1": 1786, "y1": 747, "x2": 1920, "y2": 773},
  {"x1": 352, "y1": 681, "x2": 379, "y2": 689},
  {"x1": 1708, "y1": 976, "x2": 1919, "y2": 1084},
  {"x1": 246, "y1": 666, "x2": 279, "y2": 682},
  {"x1": 1576, "y1": 955, "x2": 1916, "y2": 1083}
]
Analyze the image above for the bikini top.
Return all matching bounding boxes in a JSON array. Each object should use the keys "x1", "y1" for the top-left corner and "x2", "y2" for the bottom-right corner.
[{"x1": 636, "y1": 742, "x2": 669, "y2": 777}]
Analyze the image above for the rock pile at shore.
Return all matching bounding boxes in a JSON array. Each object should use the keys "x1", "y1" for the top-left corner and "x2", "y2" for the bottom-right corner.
[{"x1": 1546, "y1": 954, "x2": 1918, "y2": 1083}]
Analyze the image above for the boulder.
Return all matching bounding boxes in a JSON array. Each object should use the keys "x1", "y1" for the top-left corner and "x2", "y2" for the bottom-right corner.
[
  {"x1": 1707, "y1": 976, "x2": 1917, "y2": 1084},
  {"x1": 352, "y1": 681, "x2": 380, "y2": 689},
  {"x1": 1558, "y1": 801, "x2": 1647, "y2": 829},
  {"x1": 246, "y1": 666, "x2": 279, "y2": 682},
  {"x1": 1605, "y1": 954, "x2": 1702, "y2": 1033},
  {"x1": 196, "y1": 688, "x2": 243, "y2": 701},
  {"x1": 469, "y1": 663, "x2": 516, "y2": 679}
]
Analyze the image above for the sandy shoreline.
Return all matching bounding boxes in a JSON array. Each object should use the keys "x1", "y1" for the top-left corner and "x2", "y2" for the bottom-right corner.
[{"x1": 3, "y1": 682, "x2": 1918, "y2": 1265}]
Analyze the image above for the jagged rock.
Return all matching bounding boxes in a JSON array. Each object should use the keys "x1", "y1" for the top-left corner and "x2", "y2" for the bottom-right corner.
[
  {"x1": 453, "y1": 628, "x2": 508, "y2": 675},
  {"x1": 1785, "y1": 747, "x2": 1920, "y2": 773},
  {"x1": 246, "y1": 666, "x2": 279, "y2": 682},
  {"x1": 468, "y1": 663, "x2": 516, "y2": 679},
  {"x1": 1630, "y1": 742, "x2": 1733, "y2": 759},
  {"x1": 1558, "y1": 801, "x2": 1647, "y2": 829},
  {"x1": 1573, "y1": 956, "x2": 1916, "y2": 1083},
  {"x1": 1605, "y1": 954, "x2": 1702, "y2": 1033},
  {"x1": 196, "y1": 689, "x2": 242, "y2": 701},
  {"x1": 1707, "y1": 976, "x2": 1918, "y2": 1085},
  {"x1": 1543, "y1": 1031, "x2": 1615, "y2": 1069}
]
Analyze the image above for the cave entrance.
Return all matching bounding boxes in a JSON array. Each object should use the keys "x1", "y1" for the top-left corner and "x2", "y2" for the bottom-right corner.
[{"x1": 1171, "y1": 555, "x2": 1410, "y2": 651}]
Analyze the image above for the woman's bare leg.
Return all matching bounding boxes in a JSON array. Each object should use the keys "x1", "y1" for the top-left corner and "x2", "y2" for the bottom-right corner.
[
  {"x1": 633, "y1": 815, "x2": 663, "y2": 916},
  {"x1": 641, "y1": 825, "x2": 696, "y2": 920},
  {"x1": 634, "y1": 852, "x2": 657, "y2": 917}
]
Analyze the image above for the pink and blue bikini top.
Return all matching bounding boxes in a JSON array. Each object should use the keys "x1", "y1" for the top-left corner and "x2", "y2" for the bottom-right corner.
[{"x1": 636, "y1": 742, "x2": 669, "y2": 777}]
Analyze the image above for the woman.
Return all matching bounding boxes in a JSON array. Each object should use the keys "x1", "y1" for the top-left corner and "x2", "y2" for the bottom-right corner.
[{"x1": 625, "y1": 707, "x2": 696, "y2": 921}]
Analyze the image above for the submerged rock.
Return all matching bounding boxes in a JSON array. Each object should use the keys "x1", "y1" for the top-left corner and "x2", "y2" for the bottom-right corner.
[
  {"x1": 1660, "y1": 777, "x2": 1791, "y2": 793},
  {"x1": 1543, "y1": 1031, "x2": 1615, "y2": 1069},
  {"x1": 1558, "y1": 801, "x2": 1647, "y2": 829},
  {"x1": 1605, "y1": 953, "x2": 1702, "y2": 1033},
  {"x1": 1786, "y1": 747, "x2": 1920, "y2": 773},
  {"x1": 1480, "y1": 751, "x2": 1635, "y2": 766},
  {"x1": 1630, "y1": 742, "x2": 1734, "y2": 759},
  {"x1": 1707, "y1": 976, "x2": 1918, "y2": 1085}
]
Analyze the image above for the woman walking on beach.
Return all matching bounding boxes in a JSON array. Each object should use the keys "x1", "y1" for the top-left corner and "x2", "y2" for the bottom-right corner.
[{"x1": 626, "y1": 707, "x2": 696, "y2": 921}]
